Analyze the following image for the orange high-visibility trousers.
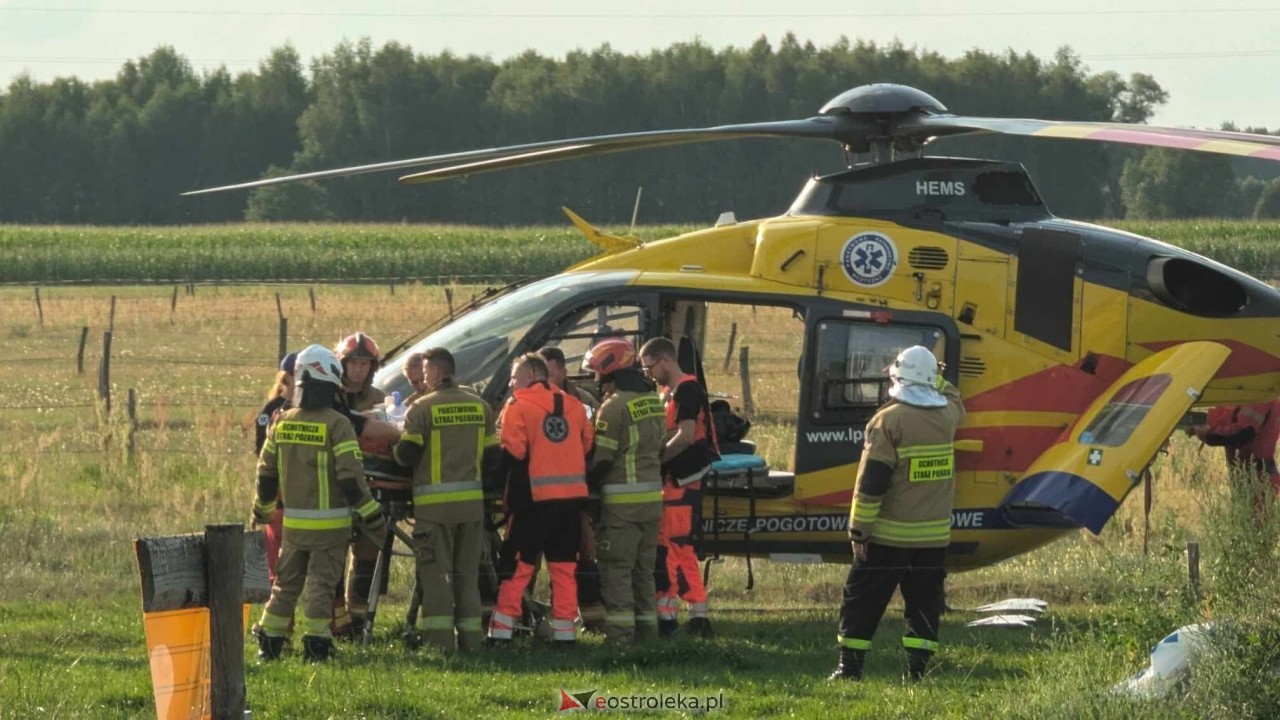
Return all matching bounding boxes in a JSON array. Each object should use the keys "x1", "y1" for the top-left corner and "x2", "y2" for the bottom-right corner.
[
  {"x1": 655, "y1": 484, "x2": 707, "y2": 620},
  {"x1": 487, "y1": 501, "x2": 582, "y2": 641}
]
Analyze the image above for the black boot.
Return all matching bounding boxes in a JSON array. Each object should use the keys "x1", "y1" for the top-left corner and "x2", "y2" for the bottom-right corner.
[
  {"x1": 828, "y1": 648, "x2": 864, "y2": 681},
  {"x1": 335, "y1": 613, "x2": 368, "y2": 643},
  {"x1": 401, "y1": 628, "x2": 422, "y2": 651},
  {"x1": 685, "y1": 617, "x2": 714, "y2": 638},
  {"x1": 253, "y1": 626, "x2": 285, "y2": 661},
  {"x1": 906, "y1": 649, "x2": 931, "y2": 682},
  {"x1": 658, "y1": 618, "x2": 679, "y2": 638},
  {"x1": 302, "y1": 635, "x2": 333, "y2": 663}
]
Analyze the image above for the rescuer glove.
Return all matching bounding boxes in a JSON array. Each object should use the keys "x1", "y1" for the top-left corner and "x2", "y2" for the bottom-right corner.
[{"x1": 357, "y1": 511, "x2": 388, "y2": 544}]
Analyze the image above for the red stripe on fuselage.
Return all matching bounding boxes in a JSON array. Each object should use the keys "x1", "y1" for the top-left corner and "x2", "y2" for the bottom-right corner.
[
  {"x1": 954, "y1": 425, "x2": 1069, "y2": 473},
  {"x1": 963, "y1": 357, "x2": 1128, "y2": 415},
  {"x1": 1139, "y1": 340, "x2": 1280, "y2": 379}
]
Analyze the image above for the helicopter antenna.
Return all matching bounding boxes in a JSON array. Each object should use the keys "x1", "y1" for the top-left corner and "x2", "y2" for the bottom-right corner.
[{"x1": 629, "y1": 186, "x2": 643, "y2": 235}]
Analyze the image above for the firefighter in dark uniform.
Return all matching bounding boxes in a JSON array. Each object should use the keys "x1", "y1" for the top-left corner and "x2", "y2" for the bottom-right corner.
[
  {"x1": 832, "y1": 345, "x2": 964, "y2": 682},
  {"x1": 392, "y1": 348, "x2": 497, "y2": 652},
  {"x1": 488, "y1": 353, "x2": 595, "y2": 645},
  {"x1": 539, "y1": 346, "x2": 606, "y2": 633},
  {"x1": 252, "y1": 344, "x2": 385, "y2": 662},
  {"x1": 584, "y1": 338, "x2": 666, "y2": 643}
]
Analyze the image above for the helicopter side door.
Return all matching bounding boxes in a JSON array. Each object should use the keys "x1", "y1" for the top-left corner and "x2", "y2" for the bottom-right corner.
[
  {"x1": 1001, "y1": 341, "x2": 1230, "y2": 533},
  {"x1": 796, "y1": 302, "x2": 958, "y2": 504}
]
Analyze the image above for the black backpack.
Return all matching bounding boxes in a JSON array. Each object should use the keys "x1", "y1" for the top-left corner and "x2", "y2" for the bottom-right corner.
[{"x1": 710, "y1": 399, "x2": 751, "y2": 444}]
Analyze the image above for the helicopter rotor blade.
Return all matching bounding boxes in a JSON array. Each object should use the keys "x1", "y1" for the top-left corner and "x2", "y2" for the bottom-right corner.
[
  {"x1": 397, "y1": 118, "x2": 869, "y2": 184},
  {"x1": 909, "y1": 115, "x2": 1280, "y2": 160},
  {"x1": 182, "y1": 118, "x2": 844, "y2": 196},
  {"x1": 399, "y1": 136, "x2": 707, "y2": 184}
]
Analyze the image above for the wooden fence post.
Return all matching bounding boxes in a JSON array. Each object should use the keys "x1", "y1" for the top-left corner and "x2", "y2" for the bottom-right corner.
[
  {"x1": 205, "y1": 524, "x2": 246, "y2": 720},
  {"x1": 277, "y1": 317, "x2": 288, "y2": 364},
  {"x1": 170, "y1": 285, "x2": 179, "y2": 323},
  {"x1": 1187, "y1": 541, "x2": 1200, "y2": 601},
  {"x1": 274, "y1": 293, "x2": 283, "y2": 321},
  {"x1": 445, "y1": 287, "x2": 454, "y2": 318},
  {"x1": 99, "y1": 331, "x2": 113, "y2": 413},
  {"x1": 108, "y1": 295, "x2": 117, "y2": 333},
  {"x1": 308, "y1": 286, "x2": 316, "y2": 313},
  {"x1": 126, "y1": 388, "x2": 137, "y2": 461},
  {"x1": 1142, "y1": 469, "x2": 1152, "y2": 556},
  {"x1": 34, "y1": 287, "x2": 43, "y2": 326},
  {"x1": 134, "y1": 530, "x2": 268, "y2": 720},
  {"x1": 739, "y1": 345, "x2": 754, "y2": 416},
  {"x1": 76, "y1": 326, "x2": 89, "y2": 374},
  {"x1": 722, "y1": 322, "x2": 738, "y2": 372}
]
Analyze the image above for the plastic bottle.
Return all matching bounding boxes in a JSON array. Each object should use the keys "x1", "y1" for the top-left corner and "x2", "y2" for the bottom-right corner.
[{"x1": 386, "y1": 391, "x2": 407, "y2": 428}]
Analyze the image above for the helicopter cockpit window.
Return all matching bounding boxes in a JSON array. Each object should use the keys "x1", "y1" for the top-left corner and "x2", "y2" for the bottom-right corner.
[
  {"x1": 811, "y1": 321, "x2": 946, "y2": 421},
  {"x1": 540, "y1": 302, "x2": 648, "y2": 380},
  {"x1": 1077, "y1": 374, "x2": 1171, "y2": 448},
  {"x1": 374, "y1": 272, "x2": 636, "y2": 399}
]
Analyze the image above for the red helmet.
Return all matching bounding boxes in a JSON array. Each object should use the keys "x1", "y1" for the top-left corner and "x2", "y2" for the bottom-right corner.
[
  {"x1": 583, "y1": 338, "x2": 637, "y2": 377},
  {"x1": 336, "y1": 332, "x2": 381, "y2": 364}
]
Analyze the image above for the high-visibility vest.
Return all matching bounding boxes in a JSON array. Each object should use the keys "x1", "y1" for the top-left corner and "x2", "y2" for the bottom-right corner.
[
  {"x1": 662, "y1": 374, "x2": 718, "y2": 494},
  {"x1": 664, "y1": 374, "x2": 711, "y2": 443}
]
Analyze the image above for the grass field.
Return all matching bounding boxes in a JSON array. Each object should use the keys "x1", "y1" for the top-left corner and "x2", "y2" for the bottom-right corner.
[{"x1": 2, "y1": 278, "x2": 1280, "y2": 718}]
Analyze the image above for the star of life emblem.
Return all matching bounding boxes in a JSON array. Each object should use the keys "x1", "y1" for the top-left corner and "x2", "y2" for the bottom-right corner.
[
  {"x1": 543, "y1": 414, "x2": 569, "y2": 442},
  {"x1": 840, "y1": 232, "x2": 898, "y2": 287}
]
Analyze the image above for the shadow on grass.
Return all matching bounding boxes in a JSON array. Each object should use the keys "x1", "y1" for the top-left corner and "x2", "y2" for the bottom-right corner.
[{"x1": 333, "y1": 610, "x2": 1058, "y2": 688}]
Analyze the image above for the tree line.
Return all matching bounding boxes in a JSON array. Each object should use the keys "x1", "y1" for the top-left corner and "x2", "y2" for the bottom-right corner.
[{"x1": 1, "y1": 36, "x2": 1277, "y2": 226}]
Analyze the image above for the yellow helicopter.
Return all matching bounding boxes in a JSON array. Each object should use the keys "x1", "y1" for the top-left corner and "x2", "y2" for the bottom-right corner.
[{"x1": 188, "y1": 84, "x2": 1280, "y2": 571}]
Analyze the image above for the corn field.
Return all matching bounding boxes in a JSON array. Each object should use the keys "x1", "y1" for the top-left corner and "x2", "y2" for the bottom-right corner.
[{"x1": 1, "y1": 220, "x2": 1277, "y2": 285}]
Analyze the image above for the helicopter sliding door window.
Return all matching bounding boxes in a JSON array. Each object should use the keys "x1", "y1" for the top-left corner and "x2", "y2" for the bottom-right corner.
[
  {"x1": 658, "y1": 298, "x2": 805, "y2": 468},
  {"x1": 811, "y1": 321, "x2": 947, "y2": 424},
  {"x1": 1014, "y1": 228, "x2": 1081, "y2": 353},
  {"x1": 662, "y1": 299, "x2": 805, "y2": 417}
]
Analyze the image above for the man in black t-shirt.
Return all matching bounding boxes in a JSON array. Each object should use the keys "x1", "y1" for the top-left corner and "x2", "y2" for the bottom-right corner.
[{"x1": 638, "y1": 337, "x2": 717, "y2": 638}]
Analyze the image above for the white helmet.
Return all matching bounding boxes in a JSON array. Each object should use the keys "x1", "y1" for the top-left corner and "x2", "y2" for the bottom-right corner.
[
  {"x1": 294, "y1": 344, "x2": 343, "y2": 388},
  {"x1": 890, "y1": 345, "x2": 939, "y2": 387},
  {"x1": 888, "y1": 345, "x2": 946, "y2": 408}
]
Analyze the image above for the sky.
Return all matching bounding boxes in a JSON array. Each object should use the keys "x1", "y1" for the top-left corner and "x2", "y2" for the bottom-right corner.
[{"x1": 0, "y1": 0, "x2": 1277, "y2": 131}]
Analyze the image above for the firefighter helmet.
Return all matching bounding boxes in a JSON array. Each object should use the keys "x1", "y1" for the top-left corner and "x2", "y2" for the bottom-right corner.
[
  {"x1": 583, "y1": 338, "x2": 637, "y2": 377},
  {"x1": 888, "y1": 345, "x2": 946, "y2": 408},
  {"x1": 336, "y1": 332, "x2": 381, "y2": 363},
  {"x1": 294, "y1": 344, "x2": 343, "y2": 387},
  {"x1": 889, "y1": 345, "x2": 939, "y2": 387}
]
